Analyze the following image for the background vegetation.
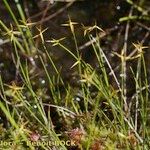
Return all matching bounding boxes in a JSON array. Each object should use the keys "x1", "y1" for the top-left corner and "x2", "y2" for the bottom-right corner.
[{"x1": 0, "y1": 0, "x2": 150, "y2": 149}]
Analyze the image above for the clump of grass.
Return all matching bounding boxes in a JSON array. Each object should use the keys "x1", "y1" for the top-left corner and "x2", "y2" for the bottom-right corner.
[{"x1": 0, "y1": 0, "x2": 150, "y2": 150}]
